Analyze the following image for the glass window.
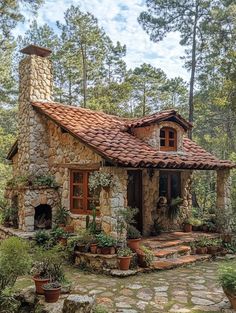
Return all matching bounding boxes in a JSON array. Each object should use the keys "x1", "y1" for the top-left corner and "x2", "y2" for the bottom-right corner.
[
  {"x1": 159, "y1": 171, "x2": 181, "y2": 202},
  {"x1": 160, "y1": 127, "x2": 177, "y2": 151},
  {"x1": 70, "y1": 171, "x2": 100, "y2": 214}
]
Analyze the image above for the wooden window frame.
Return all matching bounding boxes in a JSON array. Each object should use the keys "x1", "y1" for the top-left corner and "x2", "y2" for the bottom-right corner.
[
  {"x1": 160, "y1": 127, "x2": 177, "y2": 151},
  {"x1": 159, "y1": 171, "x2": 181, "y2": 202},
  {"x1": 70, "y1": 170, "x2": 100, "y2": 215}
]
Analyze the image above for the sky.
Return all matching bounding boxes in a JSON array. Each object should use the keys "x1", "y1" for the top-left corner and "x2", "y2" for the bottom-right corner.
[{"x1": 15, "y1": 0, "x2": 189, "y2": 81}]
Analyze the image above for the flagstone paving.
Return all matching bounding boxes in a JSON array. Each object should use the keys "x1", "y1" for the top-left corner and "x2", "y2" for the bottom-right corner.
[{"x1": 67, "y1": 260, "x2": 235, "y2": 313}]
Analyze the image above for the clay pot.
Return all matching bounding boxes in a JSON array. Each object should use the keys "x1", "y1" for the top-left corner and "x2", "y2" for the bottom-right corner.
[
  {"x1": 183, "y1": 223, "x2": 192, "y2": 233},
  {"x1": 59, "y1": 238, "x2": 67, "y2": 246},
  {"x1": 127, "y1": 238, "x2": 141, "y2": 251},
  {"x1": 196, "y1": 247, "x2": 208, "y2": 254},
  {"x1": 43, "y1": 286, "x2": 61, "y2": 303},
  {"x1": 137, "y1": 252, "x2": 148, "y2": 268},
  {"x1": 207, "y1": 246, "x2": 218, "y2": 255},
  {"x1": 75, "y1": 244, "x2": 87, "y2": 252},
  {"x1": 224, "y1": 289, "x2": 236, "y2": 310},
  {"x1": 90, "y1": 243, "x2": 97, "y2": 254},
  {"x1": 117, "y1": 256, "x2": 132, "y2": 270},
  {"x1": 64, "y1": 225, "x2": 74, "y2": 233},
  {"x1": 101, "y1": 247, "x2": 112, "y2": 255},
  {"x1": 33, "y1": 276, "x2": 50, "y2": 295}
]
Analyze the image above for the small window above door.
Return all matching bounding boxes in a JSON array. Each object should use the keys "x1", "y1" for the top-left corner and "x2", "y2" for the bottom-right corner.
[{"x1": 160, "y1": 127, "x2": 177, "y2": 151}]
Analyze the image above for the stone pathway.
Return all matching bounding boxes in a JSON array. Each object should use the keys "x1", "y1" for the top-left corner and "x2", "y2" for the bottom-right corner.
[{"x1": 66, "y1": 260, "x2": 235, "y2": 313}]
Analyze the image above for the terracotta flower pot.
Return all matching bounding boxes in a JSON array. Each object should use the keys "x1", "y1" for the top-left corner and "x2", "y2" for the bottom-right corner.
[
  {"x1": 75, "y1": 244, "x2": 87, "y2": 252},
  {"x1": 33, "y1": 276, "x2": 50, "y2": 295},
  {"x1": 101, "y1": 247, "x2": 112, "y2": 255},
  {"x1": 59, "y1": 237, "x2": 67, "y2": 246},
  {"x1": 196, "y1": 247, "x2": 208, "y2": 254},
  {"x1": 183, "y1": 223, "x2": 192, "y2": 233},
  {"x1": 90, "y1": 243, "x2": 97, "y2": 254},
  {"x1": 117, "y1": 256, "x2": 132, "y2": 270},
  {"x1": 224, "y1": 289, "x2": 236, "y2": 310},
  {"x1": 127, "y1": 238, "x2": 141, "y2": 251},
  {"x1": 43, "y1": 286, "x2": 61, "y2": 303},
  {"x1": 207, "y1": 246, "x2": 218, "y2": 255},
  {"x1": 137, "y1": 252, "x2": 148, "y2": 268}
]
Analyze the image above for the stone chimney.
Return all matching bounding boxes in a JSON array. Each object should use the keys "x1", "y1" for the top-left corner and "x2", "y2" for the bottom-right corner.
[{"x1": 18, "y1": 45, "x2": 53, "y2": 176}]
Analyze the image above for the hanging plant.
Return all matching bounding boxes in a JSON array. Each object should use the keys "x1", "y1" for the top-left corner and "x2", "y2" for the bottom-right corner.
[{"x1": 88, "y1": 171, "x2": 113, "y2": 192}]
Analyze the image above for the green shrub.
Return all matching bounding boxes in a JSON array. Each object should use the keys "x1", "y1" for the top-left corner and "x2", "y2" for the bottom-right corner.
[
  {"x1": 127, "y1": 225, "x2": 141, "y2": 239},
  {"x1": 54, "y1": 206, "x2": 69, "y2": 225},
  {"x1": 31, "y1": 246, "x2": 65, "y2": 283},
  {"x1": 139, "y1": 245, "x2": 154, "y2": 266},
  {"x1": 35, "y1": 230, "x2": 50, "y2": 246},
  {"x1": 117, "y1": 247, "x2": 132, "y2": 257},
  {"x1": 96, "y1": 233, "x2": 116, "y2": 247},
  {"x1": 0, "y1": 237, "x2": 31, "y2": 291},
  {"x1": 218, "y1": 262, "x2": 236, "y2": 294}
]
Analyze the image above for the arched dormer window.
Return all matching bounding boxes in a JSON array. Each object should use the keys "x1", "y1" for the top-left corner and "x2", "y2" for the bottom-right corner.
[{"x1": 160, "y1": 127, "x2": 177, "y2": 151}]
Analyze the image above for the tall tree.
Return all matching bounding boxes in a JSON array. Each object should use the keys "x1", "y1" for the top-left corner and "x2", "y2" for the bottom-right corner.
[{"x1": 138, "y1": 0, "x2": 214, "y2": 138}]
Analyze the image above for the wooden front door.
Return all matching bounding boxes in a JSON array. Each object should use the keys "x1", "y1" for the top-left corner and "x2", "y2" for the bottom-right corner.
[{"x1": 127, "y1": 170, "x2": 143, "y2": 233}]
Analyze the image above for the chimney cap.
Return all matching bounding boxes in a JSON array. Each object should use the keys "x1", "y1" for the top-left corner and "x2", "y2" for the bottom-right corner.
[{"x1": 20, "y1": 45, "x2": 52, "y2": 57}]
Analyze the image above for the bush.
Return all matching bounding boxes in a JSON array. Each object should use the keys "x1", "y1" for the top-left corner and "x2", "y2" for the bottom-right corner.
[
  {"x1": 218, "y1": 262, "x2": 236, "y2": 294},
  {"x1": 54, "y1": 206, "x2": 69, "y2": 225},
  {"x1": 96, "y1": 233, "x2": 116, "y2": 247},
  {"x1": 31, "y1": 246, "x2": 65, "y2": 283},
  {"x1": 0, "y1": 237, "x2": 31, "y2": 291},
  {"x1": 138, "y1": 245, "x2": 154, "y2": 266},
  {"x1": 35, "y1": 230, "x2": 50, "y2": 246},
  {"x1": 127, "y1": 225, "x2": 141, "y2": 239},
  {"x1": 117, "y1": 247, "x2": 132, "y2": 257}
]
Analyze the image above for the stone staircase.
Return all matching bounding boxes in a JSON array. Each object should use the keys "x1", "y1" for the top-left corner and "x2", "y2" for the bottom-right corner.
[{"x1": 140, "y1": 231, "x2": 219, "y2": 271}]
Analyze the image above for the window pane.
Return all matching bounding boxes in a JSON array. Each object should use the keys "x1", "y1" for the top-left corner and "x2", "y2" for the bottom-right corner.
[
  {"x1": 160, "y1": 139, "x2": 165, "y2": 146},
  {"x1": 73, "y1": 185, "x2": 83, "y2": 197},
  {"x1": 169, "y1": 130, "x2": 175, "y2": 139},
  {"x1": 160, "y1": 130, "x2": 166, "y2": 138},
  {"x1": 159, "y1": 174, "x2": 168, "y2": 197},
  {"x1": 73, "y1": 198, "x2": 83, "y2": 210},
  {"x1": 73, "y1": 172, "x2": 83, "y2": 183},
  {"x1": 171, "y1": 173, "x2": 181, "y2": 199},
  {"x1": 169, "y1": 140, "x2": 175, "y2": 147}
]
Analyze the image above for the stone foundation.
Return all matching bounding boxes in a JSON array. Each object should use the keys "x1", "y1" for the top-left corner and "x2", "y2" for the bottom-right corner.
[{"x1": 75, "y1": 252, "x2": 118, "y2": 272}]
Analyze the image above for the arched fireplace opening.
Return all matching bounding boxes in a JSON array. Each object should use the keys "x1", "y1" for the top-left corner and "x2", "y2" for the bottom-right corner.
[{"x1": 34, "y1": 204, "x2": 52, "y2": 230}]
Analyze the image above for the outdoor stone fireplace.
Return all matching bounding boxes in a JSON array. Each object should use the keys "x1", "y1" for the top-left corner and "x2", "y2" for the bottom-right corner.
[
  {"x1": 34, "y1": 204, "x2": 52, "y2": 230},
  {"x1": 5, "y1": 186, "x2": 59, "y2": 232}
]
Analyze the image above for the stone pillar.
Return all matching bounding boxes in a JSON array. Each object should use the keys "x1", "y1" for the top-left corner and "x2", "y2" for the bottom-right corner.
[
  {"x1": 99, "y1": 167, "x2": 128, "y2": 239},
  {"x1": 180, "y1": 170, "x2": 193, "y2": 221},
  {"x1": 18, "y1": 46, "x2": 53, "y2": 176},
  {"x1": 216, "y1": 169, "x2": 233, "y2": 232}
]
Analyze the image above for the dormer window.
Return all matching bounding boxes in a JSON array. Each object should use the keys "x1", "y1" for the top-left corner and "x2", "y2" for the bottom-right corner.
[{"x1": 160, "y1": 127, "x2": 177, "y2": 151}]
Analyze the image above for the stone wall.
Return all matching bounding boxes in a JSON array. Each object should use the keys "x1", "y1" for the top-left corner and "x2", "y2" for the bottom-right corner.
[
  {"x1": 132, "y1": 121, "x2": 185, "y2": 151},
  {"x1": 99, "y1": 167, "x2": 128, "y2": 239},
  {"x1": 216, "y1": 169, "x2": 233, "y2": 232},
  {"x1": 18, "y1": 55, "x2": 52, "y2": 177}
]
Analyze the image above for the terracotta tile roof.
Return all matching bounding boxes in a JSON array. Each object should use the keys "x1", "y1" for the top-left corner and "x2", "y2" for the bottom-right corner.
[
  {"x1": 127, "y1": 109, "x2": 193, "y2": 130},
  {"x1": 29, "y1": 101, "x2": 235, "y2": 170},
  {"x1": 8, "y1": 101, "x2": 235, "y2": 170}
]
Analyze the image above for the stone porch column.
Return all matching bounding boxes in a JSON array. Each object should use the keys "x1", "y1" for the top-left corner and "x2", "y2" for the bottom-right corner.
[
  {"x1": 99, "y1": 167, "x2": 128, "y2": 239},
  {"x1": 216, "y1": 169, "x2": 233, "y2": 232}
]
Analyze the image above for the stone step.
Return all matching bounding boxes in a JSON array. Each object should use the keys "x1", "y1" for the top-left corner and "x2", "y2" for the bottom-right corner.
[
  {"x1": 152, "y1": 254, "x2": 211, "y2": 271},
  {"x1": 154, "y1": 245, "x2": 191, "y2": 259},
  {"x1": 143, "y1": 239, "x2": 184, "y2": 250}
]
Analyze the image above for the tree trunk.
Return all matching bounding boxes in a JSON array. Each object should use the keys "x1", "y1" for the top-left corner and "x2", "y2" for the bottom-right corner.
[
  {"x1": 81, "y1": 44, "x2": 87, "y2": 108},
  {"x1": 188, "y1": 4, "x2": 199, "y2": 139},
  {"x1": 143, "y1": 84, "x2": 146, "y2": 116}
]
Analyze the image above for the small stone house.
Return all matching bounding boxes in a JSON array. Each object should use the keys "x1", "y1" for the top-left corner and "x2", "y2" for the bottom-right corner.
[{"x1": 5, "y1": 45, "x2": 235, "y2": 236}]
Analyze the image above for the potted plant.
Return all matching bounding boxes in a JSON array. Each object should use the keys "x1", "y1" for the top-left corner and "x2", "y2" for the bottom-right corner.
[
  {"x1": 117, "y1": 247, "x2": 133, "y2": 270},
  {"x1": 75, "y1": 230, "x2": 94, "y2": 252},
  {"x1": 42, "y1": 281, "x2": 61, "y2": 303},
  {"x1": 218, "y1": 262, "x2": 236, "y2": 310},
  {"x1": 207, "y1": 238, "x2": 222, "y2": 255},
  {"x1": 31, "y1": 247, "x2": 65, "y2": 295},
  {"x1": 127, "y1": 225, "x2": 141, "y2": 251},
  {"x1": 55, "y1": 206, "x2": 74, "y2": 233},
  {"x1": 89, "y1": 171, "x2": 113, "y2": 192},
  {"x1": 90, "y1": 237, "x2": 98, "y2": 254},
  {"x1": 195, "y1": 236, "x2": 208, "y2": 254},
  {"x1": 96, "y1": 233, "x2": 116, "y2": 254},
  {"x1": 191, "y1": 218, "x2": 203, "y2": 231},
  {"x1": 136, "y1": 245, "x2": 154, "y2": 268},
  {"x1": 50, "y1": 226, "x2": 68, "y2": 246},
  {"x1": 168, "y1": 197, "x2": 183, "y2": 220},
  {"x1": 183, "y1": 217, "x2": 193, "y2": 233}
]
